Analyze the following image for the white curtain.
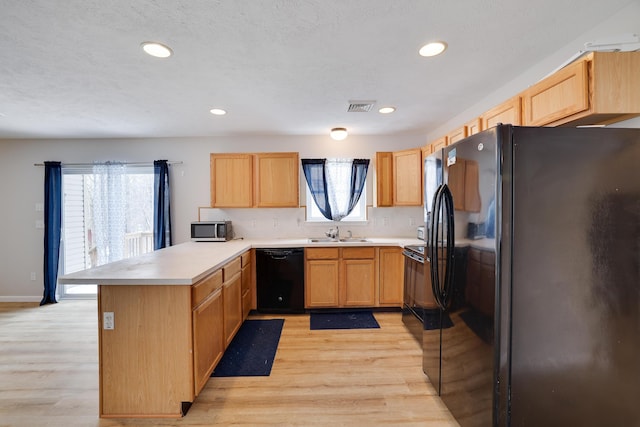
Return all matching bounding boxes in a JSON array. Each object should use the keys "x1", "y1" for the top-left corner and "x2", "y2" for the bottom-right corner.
[
  {"x1": 92, "y1": 162, "x2": 126, "y2": 266},
  {"x1": 325, "y1": 159, "x2": 355, "y2": 221}
]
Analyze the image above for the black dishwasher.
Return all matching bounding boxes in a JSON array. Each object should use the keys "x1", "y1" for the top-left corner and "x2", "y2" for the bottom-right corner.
[{"x1": 256, "y1": 248, "x2": 305, "y2": 313}]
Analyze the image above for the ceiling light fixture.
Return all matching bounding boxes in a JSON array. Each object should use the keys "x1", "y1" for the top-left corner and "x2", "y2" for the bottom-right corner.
[
  {"x1": 330, "y1": 127, "x2": 348, "y2": 141},
  {"x1": 419, "y1": 41, "x2": 447, "y2": 57},
  {"x1": 210, "y1": 108, "x2": 227, "y2": 116},
  {"x1": 379, "y1": 106, "x2": 396, "y2": 114},
  {"x1": 141, "y1": 41, "x2": 173, "y2": 58}
]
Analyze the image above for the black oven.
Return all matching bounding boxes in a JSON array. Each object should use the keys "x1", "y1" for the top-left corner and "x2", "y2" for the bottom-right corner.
[{"x1": 402, "y1": 245, "x2": 436, "y2": 343}]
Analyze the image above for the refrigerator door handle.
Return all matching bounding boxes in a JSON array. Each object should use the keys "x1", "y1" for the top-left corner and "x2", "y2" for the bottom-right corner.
[
  {"x1": 440, "y1": 184, "x2": 456, "y2": 308},
  {"x1": 429, "y1": 184, "x2": 446, "y2": 309}
]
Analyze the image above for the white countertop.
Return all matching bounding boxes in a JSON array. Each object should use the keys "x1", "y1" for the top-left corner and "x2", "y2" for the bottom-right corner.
[{"x1": 58, "y1": 237, "x2": 425, "y2": 286}]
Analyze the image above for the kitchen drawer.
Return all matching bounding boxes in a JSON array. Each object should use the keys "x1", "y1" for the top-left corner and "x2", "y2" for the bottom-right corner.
[
  {"x1": 242, "y1": 288, "x2": 252, "y2": 318},
  {"x1": 241, "y1": 250, "x2": 251, "y2": 267},
  {"x1": 306, "y1": 247, "x2": 339, "y2": 260},
  {"x1": 341, "y1": 247, "x2": 375, "y2": 259},
  {"x1": 222, "y1": 257, "x2": 241, "y2": 280},
  {"x1": 192, "y1": 269, "x2": 223, "y2": 308}
]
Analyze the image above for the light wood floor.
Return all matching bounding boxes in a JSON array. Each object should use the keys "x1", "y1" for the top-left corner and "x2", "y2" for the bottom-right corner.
[{"x1": 0, "y1": 301, "x2": 458, "y2": 427}]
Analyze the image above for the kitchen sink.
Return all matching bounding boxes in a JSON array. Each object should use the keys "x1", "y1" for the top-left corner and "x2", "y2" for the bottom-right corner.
[
  {"x1": 308, "y1": 237, "x2": 370, "y2": 243},
  {"x1": 308, "y1": 238, "x2": 337, "y2": 243}
]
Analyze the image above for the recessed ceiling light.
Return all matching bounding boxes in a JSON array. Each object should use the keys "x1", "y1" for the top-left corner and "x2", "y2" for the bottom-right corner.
[
  {"x1": 210, "y1": 108, "x2": 227, "y2": 116},
  {"x1": 330, "y1": 127, "x2": 348, "y2": 141},
  {"x1": 379, "y1": 106, "x2": 396, "y2": 114},
  {"x1": 141, "y1": 42, "x2": 173, "y2": 58},
  {"x1": 419, "y1": 41, "x2": 447, "y2": 57}
]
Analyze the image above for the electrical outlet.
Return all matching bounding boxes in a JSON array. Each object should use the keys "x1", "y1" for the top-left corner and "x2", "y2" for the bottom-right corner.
[
  {"x1": 409, "y1": 218, "x2": 415, "y2": 226},
  {"x1": 35, "y1": 203, "x2": 44, "y2": 212},
  {"x1": 35, "y1": 220, "x2": 44, "y2": 229},
  {"x1": 251, "y1": 220, "x2": 256, "y2": 228},
  {"x1": 383, "y1": 217, "x2": 390, "y2": 226},
  {"x1": 30, "y1": 272, "x2": 36, "y2": 281},
  {"x1": 103, "y1": 312, "x2": 115, "y2": 330},
  {"x1": 273, "y1": 218, "x2": 279, "y2": 228}
]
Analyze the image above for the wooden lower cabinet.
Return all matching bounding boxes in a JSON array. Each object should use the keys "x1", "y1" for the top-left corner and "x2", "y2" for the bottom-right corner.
[
  {"x1": 98, "y1": 285, "x2": 194, "y2": 418},
  {"x1": 223, "y1": 258, "x2": 243, "y2": 347},
  {"x1": 305, "y1": 246, "x2": 402, "y2": 308},
  {"x1": 241, "y1": 250, "x2": 252, "y2": 319},
  {"x1": 192, "y1": 286, "x2": 224, "y2": 395},
  {"x1": 378, "y1": 247, "x2": 404, "y2": 306},
  {"x1": 96, "y1": 256, "x2": 253, "y2": 418},
  {"x1": 341, "y1": 247, "x2": 376, "y2": 306},
  {"x1": 305, "y1": 248, "x2": 340, "y2": 308}
]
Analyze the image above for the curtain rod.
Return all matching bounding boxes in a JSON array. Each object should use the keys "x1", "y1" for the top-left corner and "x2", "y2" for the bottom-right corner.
[{"x1": 33, "y1": 161, "x2": 183, "y2": 167}]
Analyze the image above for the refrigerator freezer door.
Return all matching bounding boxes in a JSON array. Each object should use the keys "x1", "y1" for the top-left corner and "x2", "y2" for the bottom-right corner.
[
  {"x1": 438, "y1": 127, "x2": 500, "y2": 427},
  {"x1": 422, "y1": 146, "x2": 446, "y2": 393}
]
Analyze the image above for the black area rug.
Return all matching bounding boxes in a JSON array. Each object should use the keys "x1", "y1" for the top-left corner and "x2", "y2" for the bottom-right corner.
[
  {"x1": 212, "y1": 319, "x2": 284, "y2": 377},
  {"x1": 310, "y1": 310, "x2": 380, "y2": 330}
]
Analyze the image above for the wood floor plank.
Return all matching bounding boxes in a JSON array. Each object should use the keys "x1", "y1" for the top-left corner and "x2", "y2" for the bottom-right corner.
[{"x1": 0, "y1": 301, "x2": 458, "y2": 426}]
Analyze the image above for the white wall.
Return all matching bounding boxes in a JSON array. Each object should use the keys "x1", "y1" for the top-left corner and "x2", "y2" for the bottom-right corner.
[{"x1": 0, "y1": 133, "x2": 424, "y2": 300}]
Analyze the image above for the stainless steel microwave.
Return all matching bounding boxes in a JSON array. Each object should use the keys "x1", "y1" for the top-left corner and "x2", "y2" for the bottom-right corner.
[{"x1": 190, "y1": 221, "x2": 233, "y2": 242}]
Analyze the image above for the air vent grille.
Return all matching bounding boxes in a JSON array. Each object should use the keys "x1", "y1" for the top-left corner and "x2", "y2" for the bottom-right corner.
[{"x1": 347, "y1": 101, "x2": 376, "y2": 112}]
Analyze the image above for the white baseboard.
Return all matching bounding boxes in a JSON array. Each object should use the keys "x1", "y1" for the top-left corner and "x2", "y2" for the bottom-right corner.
[{"x1": 0, "y1": 296, "x2": 42, "y2": 303}]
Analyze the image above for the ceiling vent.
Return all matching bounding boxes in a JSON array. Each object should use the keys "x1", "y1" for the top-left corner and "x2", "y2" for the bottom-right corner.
[{"x1": 347, "y1": 100, "x2": 376, "y2": 112}]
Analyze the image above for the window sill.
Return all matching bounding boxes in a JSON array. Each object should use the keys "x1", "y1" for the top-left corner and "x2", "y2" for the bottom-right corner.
[{"x1": 304, "y1": 220, "x2": 369, "y2": 225}]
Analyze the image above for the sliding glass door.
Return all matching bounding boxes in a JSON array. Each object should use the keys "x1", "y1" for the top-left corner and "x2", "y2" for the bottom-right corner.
[{"x1": 59, "y1": 165, "x2": 154, "y2": 298}]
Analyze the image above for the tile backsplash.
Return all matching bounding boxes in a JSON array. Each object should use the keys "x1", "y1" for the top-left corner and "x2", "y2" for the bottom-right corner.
[{"x1": 198, "y1": 206, "x2": 424, "y2": 239}]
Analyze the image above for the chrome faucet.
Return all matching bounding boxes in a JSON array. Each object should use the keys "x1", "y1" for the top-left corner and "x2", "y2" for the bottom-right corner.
[{"x1": 325, "y1": 226, "x2": 339, "y2": 240}]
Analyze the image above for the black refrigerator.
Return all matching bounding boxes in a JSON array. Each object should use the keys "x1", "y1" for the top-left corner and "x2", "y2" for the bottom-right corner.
[{"x1": 422, "y1": 124, "x2": 640, "y2": 426}]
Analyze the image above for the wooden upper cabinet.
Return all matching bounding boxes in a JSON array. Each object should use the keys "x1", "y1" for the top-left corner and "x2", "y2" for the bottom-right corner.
[
  {"x1": 421, "y1": 144, "x2": 432, "y2": 159},
  {"x1": 465, "y1": 118, "x2": 483, "y2": 136},
  {"x1": 481, "y1": 95, "x2": 522, "y2": 130},
  {"x1": 392, "y1": 148, "x2": 423, "y2": 206},
  {"x1": 375, "y1": 152, "x2": 393, "y2": 207},
  {"x1": 210, "y1": 153, "x2": 253, "y2": 207},
  {"x1": 430, "y1": 136, "x2": 448, "y2": 152},
  {"x1": 211, "y1": 152, "x2": 299, "y2": 208},
  {"x1": 447, "y1": 126, "x2": 468, "y2": 145},
  {"x1": 522, "y1": 59, "x2": 589, "y2": 126},
  {"x1": 523, "y1": 51, "x2": 640, "y2": 127},
  {"x1": 254, "y1": 152, "x2": 299, "y2": 208}
]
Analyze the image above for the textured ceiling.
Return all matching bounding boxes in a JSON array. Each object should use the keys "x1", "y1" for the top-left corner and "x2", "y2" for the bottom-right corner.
[{"x1": 0, "y1": 0, "x2": 635, "y2": 139}]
